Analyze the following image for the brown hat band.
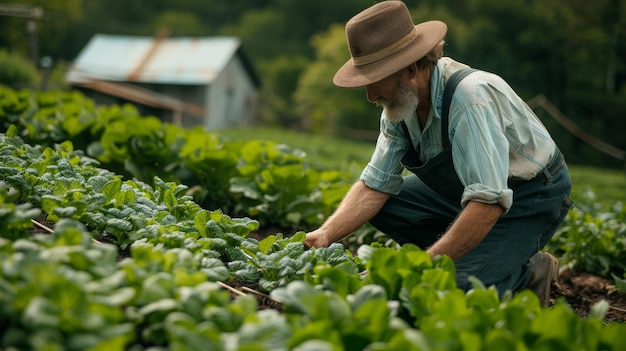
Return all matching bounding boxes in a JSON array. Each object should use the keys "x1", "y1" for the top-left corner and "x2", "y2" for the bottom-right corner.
[{"x1": 352, "y1": 29, "x2": 418, "y2": 66}]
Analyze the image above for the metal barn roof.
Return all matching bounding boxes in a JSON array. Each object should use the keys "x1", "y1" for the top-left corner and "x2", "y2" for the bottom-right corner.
[{"x1": 67, "y1": 34, "x2": 257, "y2": 85}]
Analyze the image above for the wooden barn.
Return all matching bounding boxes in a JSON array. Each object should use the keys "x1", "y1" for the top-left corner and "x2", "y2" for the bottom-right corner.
[{"x1": 66, "y1": 33, "x2": 261, "y2": 130}]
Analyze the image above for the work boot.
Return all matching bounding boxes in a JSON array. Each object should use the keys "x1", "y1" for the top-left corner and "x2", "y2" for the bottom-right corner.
[{"x1": 526, "y1": 252, "x2": 560, "y2": 307}]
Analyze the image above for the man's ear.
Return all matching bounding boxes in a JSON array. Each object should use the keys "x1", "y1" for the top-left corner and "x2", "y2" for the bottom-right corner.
[{"x1": 405, "y1": 62, "x2": 418, "y2": 79}]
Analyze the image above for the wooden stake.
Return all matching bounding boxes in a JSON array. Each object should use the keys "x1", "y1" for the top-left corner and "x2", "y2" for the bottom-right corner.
[
  {"x1": 31, "y1": 219, "x2": 54, "y2": 233},
  {"x1": 217, "y1": 281, "x2": 247, "y2": 297}
]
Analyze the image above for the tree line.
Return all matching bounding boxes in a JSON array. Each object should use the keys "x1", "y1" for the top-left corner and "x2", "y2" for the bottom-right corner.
[{"x1": 1, "y1": 0, "x2": 625, "y2": 169}]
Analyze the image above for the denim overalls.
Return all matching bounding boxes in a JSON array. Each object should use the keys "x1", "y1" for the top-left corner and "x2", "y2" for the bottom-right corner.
[{"x1": 370, "y1": 69, "x2": 573, "y2": 297}]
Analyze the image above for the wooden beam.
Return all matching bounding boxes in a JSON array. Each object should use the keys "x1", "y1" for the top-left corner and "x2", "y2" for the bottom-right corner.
[{"x1": 127, "y1": 27, "x2": 170, "y2": 82}]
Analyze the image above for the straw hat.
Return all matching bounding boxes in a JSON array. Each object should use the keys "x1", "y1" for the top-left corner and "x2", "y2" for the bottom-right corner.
[{"x1": 333, "y1": 1, "x2": 447, "y2": 88}]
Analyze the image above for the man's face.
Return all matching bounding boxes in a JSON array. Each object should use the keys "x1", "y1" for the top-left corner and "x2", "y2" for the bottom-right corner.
[{"x1": 366, "y1": 72, "x2": 419, "y2": 122}]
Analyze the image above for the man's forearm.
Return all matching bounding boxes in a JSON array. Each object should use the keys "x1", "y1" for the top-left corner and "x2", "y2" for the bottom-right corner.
[
  {"x1": 308, "y1": 180, "x2": 390, "y2": 246},
  {"x1": 427, "y1": 201, "x2": 504, "y2": 260}
]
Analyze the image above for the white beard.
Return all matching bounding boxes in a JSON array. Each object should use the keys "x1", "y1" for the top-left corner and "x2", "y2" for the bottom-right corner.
[{"x1": 378, "y1": 81, "x2": 419, "y2": 122}]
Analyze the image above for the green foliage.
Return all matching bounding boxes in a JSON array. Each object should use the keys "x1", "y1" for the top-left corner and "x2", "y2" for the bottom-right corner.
[
  {"x1": 294, "y1": 24, "x2": 380, "y2": 135},
  {"x1": 0, "y1": 130, "x2": 362, "y2": 287},
  {"x1": 0, "y1": 87, "x2": 354, "y2": 231},
  {"x1": 2, "y1": 0, "x2": 625, "y2": 167},
  {"x1": 216, "y1": 0, "x2": 383, "y2": 129},
  {"x1": 0, "y1": 219, "x2": 131, "y2": 350},
  {"x1": 547, "y1": 203, "x2": 626, "y2": 277},
  {"x1": 2, "y1": 127, "x2": 626, "y2": 349},
  {"x1": 0, "y1": 0, "x2": 83, "y2": 63},
  {"x1": 0, "y1": 217, "x2": 277, "y2": 350},
  {"x1": 568, "y1": 165, "x2": 626, "y2": 212},
  {"x1": 254, "y1": 54, "x2": 311, "y2": 126},
  {"x1": 0, "y1": 50, "x2": 40, "y2": 88},
  {"x1": 0, "y1": 181, "x2": 41, "y2": 240},
  {"x1": 229, "y1": 140, "x2": 351, "y2": 229},
  {"x1": 88, "y1": 108, "x2": 187, "y2": 183},
  {"x1": 4, "y1": 82, "x2": 625, "y2": 267},
  {"x1": 1, "y1": 73, "x2": 626, "y2": 348},
  {"x1": 545, "y1": 165, "x2": 626, "y2": 279},
  {"x1": 150, "y1": 11, "x2": 206, "y2": 36},
  {"x1": 270, "y1": 244, "x2": 626, "y2": 351}
]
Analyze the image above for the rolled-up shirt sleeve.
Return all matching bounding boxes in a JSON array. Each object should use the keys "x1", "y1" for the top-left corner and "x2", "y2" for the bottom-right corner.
[
  {"x1": 450, "y1": 100, "x2": 513, "y2": 213},
  {"x1": 360, "y1": 116, "x2": 408, "y2": 195},
  {"x1": 462, "y1": 184, "x2": 513, "y2": 212}
]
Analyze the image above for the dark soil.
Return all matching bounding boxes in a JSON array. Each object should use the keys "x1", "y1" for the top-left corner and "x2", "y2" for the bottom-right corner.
[{"x1": 551, "y1": 268, "x2": 626, "y2": 323}]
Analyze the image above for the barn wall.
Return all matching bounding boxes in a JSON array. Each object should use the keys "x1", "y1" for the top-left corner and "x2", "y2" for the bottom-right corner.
[{"x1": 204, "y1": 55, "x2": 257, "y2": 130}]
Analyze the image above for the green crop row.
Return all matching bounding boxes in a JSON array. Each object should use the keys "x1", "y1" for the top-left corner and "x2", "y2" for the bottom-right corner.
[
  {"x1": 1, "y1": 116, "x2": 626, "y2": 349},
  {"x1": 8, "y1": 85, "x2": 625, "y2": 279},
  {"x1": 0, "y1": 85, "x2": 352, "y2": 232},
  {"x1": 3, "y1": 84, "x2": 626, "y2": 278},
  {"x1": 1, "y1": 198, "x2": 622, "y2": 349},
  {"x1": 0, "y1": 128, "x2": 359, "y2": 288},
  {"x1": 8, "y1": 215, "x2": 621, "y2": 351},
  {"x1": 1, "y1": 217, "x2": 624, "y2": 349},
  {"x1": 2, "y1": 86, "x2": 626, "y2": 349}
]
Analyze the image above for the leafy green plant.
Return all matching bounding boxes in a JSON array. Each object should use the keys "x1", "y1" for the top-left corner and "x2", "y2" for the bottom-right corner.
[
  {"x1": 0, "y1": 86, "x2": 354, "y2": 231},
  {"x1": 229, "y1": 139, "x2": 351, "y2": 228},
  {"x1": 0, "y1": 131, "x2": 361, "y2": 290},
  {"x1": 177, "y1": 127, "x2": 242, "y2": 211},
  {"x1": 269, "y1": 244, "x2": 626, "y2": 351},
  {"x1": 547, "y1": 202, "x2": 626, "y2": 277},
  {"x1": 0, "y1": 219, "x2": 134, "y2": 350},
  {"x1": 0, "y1": 181, "x2": 40, "y2": 240},
  {"x1": 0, "y1": 217, "x2": 286, "y2": 350},
  {"x1": 87, "y1": 109, "x2": 187, "y2": 183}
]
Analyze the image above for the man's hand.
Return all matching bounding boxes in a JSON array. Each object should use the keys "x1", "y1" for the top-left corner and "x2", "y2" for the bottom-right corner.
[
  {"x1": 304, "y1": 228, "x2": 331, "y2": 248},
  {"x1": 302, "y1": 180, "x2": 390, "y2": 249}
]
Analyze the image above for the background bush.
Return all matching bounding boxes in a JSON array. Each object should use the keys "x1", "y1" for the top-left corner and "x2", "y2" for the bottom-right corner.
[{"x1": 0, "y1": 50, "x2": 39, "y2": 89}]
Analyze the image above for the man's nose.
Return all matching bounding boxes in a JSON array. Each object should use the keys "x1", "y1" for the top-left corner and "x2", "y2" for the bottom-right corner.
[{"x1": 366, "y1": 85, "x2": 380, "y2": 103}]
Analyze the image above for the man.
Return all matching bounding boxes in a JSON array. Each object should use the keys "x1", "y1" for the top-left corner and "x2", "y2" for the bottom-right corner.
[{"x1": 304, "y1": 1, "x2": 573, "y2": 306}]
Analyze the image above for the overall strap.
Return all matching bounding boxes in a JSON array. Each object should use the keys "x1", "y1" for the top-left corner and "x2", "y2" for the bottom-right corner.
[{"x1": 440, "y1": 68, "x2": 478, "y2": 149}]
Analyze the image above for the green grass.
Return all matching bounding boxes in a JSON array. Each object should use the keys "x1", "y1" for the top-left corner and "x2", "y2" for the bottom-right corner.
[
  {"x1": 568, "y1": 164, "x2": 626, "y2": 212},
  {"x1": 221, "y1": 126, "x2": 626, "y2": 210}
]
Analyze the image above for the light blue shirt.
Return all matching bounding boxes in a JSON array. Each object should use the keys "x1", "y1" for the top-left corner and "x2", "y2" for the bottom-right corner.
[{"x1": 360, "y1": 57, "x2": 556, "y2": 212}]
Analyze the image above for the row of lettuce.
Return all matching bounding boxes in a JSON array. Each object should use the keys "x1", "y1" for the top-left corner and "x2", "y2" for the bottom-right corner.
[
  {"x1": 2, "y1": 85, "x2": 625, "y2": 280},
  {"x1": 1, "y1": 86, "x2": 626, "y2": 349},
  {"x1": 1, "y1": 127, "x2": 624, "y2": 350},
  {"x1": 0, "y1": 85, "x2": 352, "y2": 232}
]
